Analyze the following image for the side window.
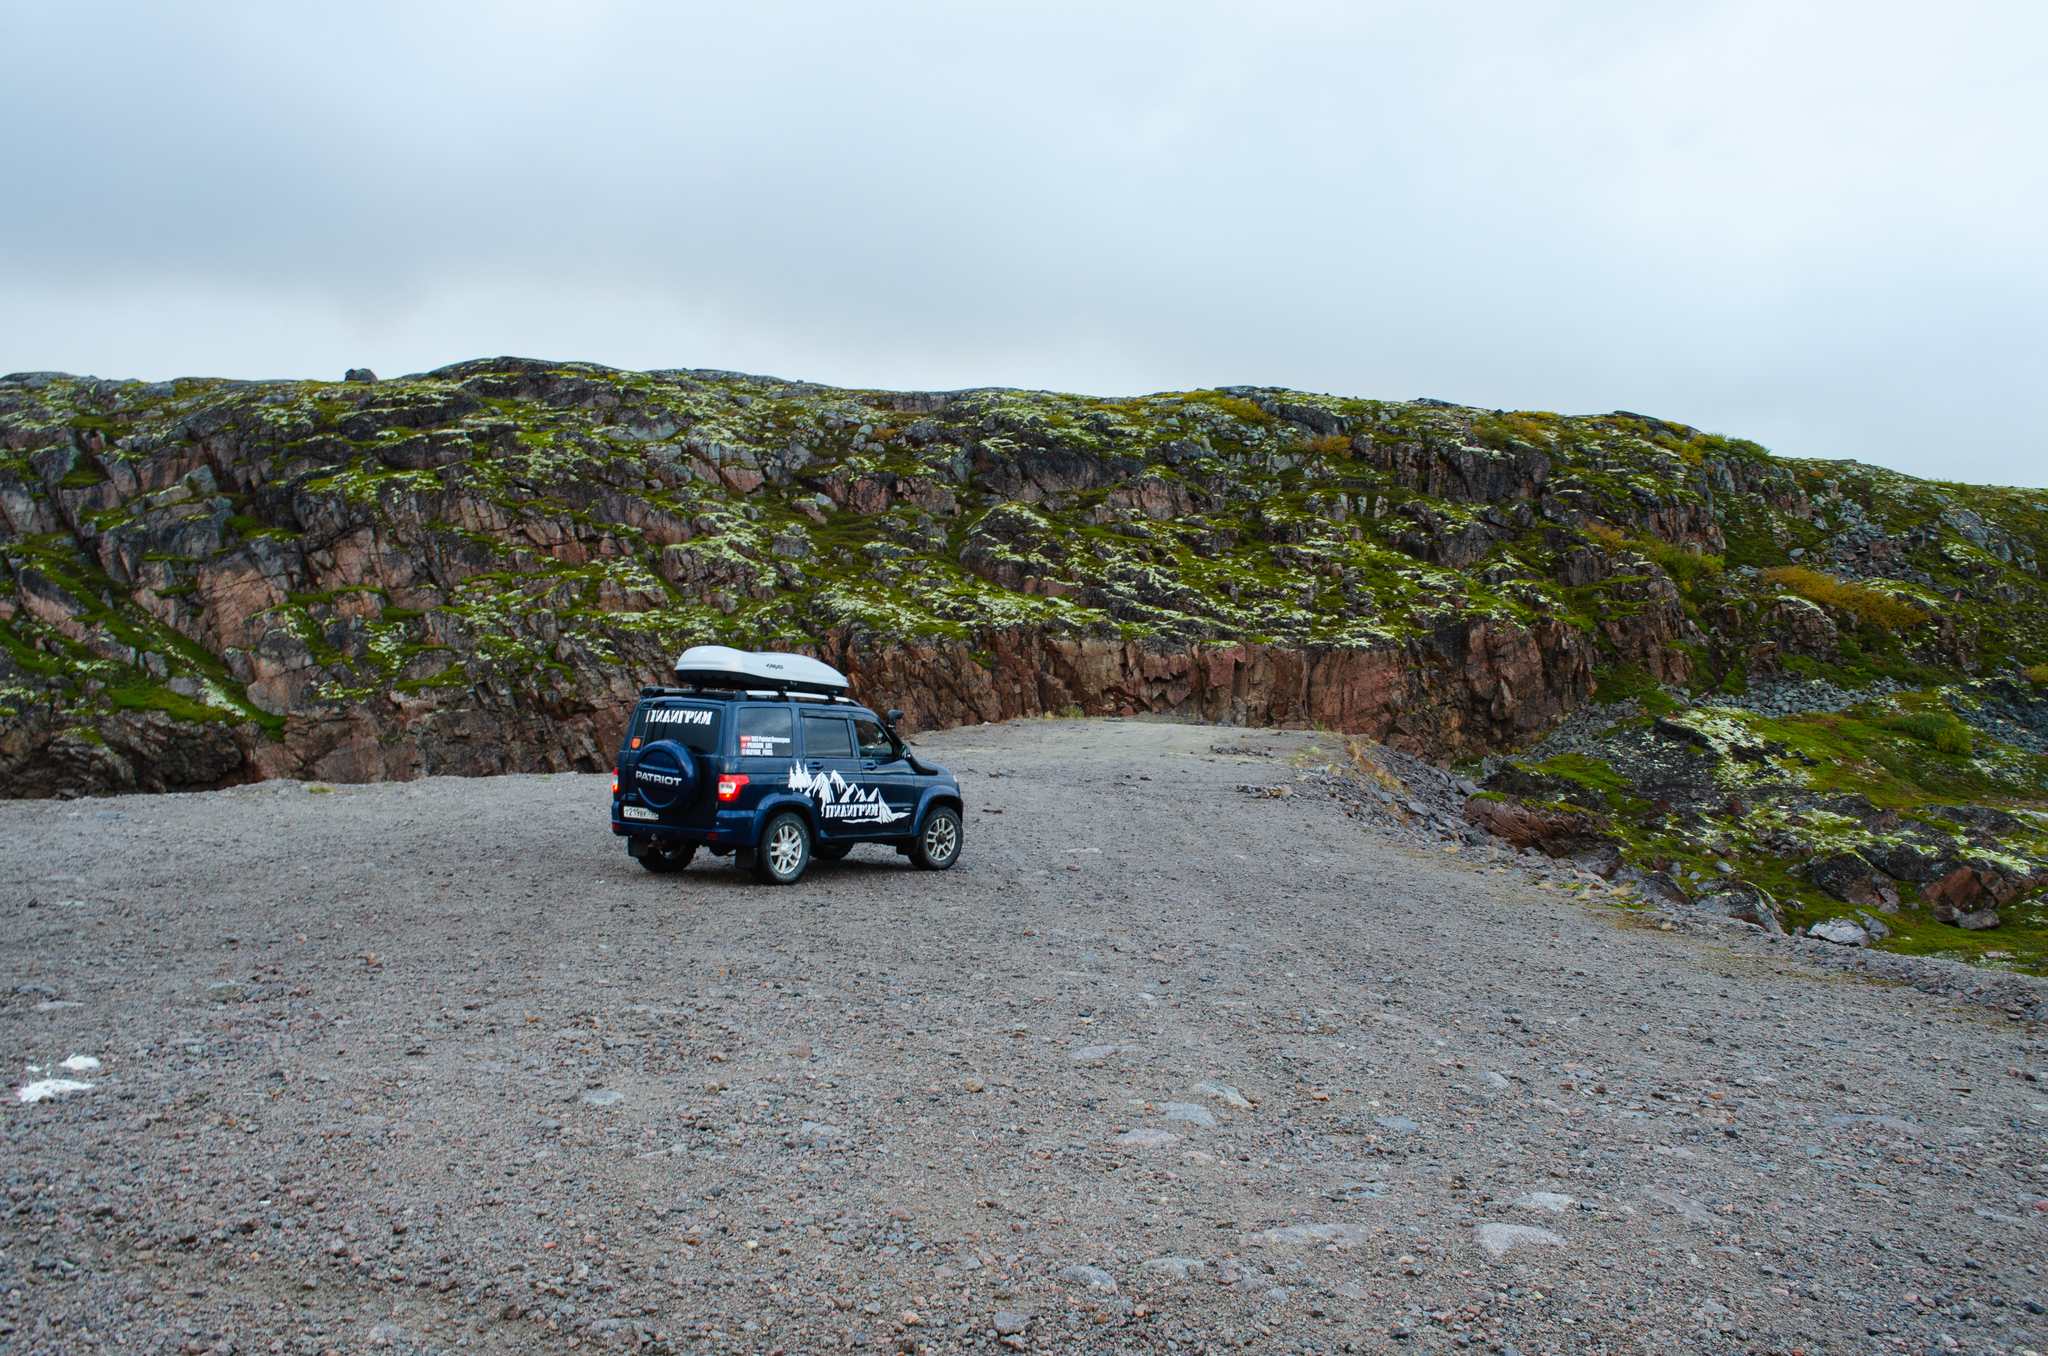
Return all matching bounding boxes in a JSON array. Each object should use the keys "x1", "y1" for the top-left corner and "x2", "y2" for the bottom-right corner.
[
  {"x1": 801, "y1": 716, "x2": 854, "y2": 759},
  {"x1": 735, "y1": 706, "x2": 795, "y2": 759},
  {"x1": 854, "y1": 718, "x2": 893, "y2": 760}
]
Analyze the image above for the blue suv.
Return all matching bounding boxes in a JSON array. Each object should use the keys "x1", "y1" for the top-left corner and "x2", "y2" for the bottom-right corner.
[{"x1": 610, "y1": 657, "x2": 964, "y2": 884}]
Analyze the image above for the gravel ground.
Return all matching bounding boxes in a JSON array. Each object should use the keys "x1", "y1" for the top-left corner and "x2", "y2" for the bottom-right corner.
[{"x1": 4, "y1": 717, "x2": 2047, "y2": 1356}]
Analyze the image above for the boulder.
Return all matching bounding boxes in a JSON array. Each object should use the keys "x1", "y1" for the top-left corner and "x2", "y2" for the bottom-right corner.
[
  {"x1": 1694, "y1": 882, "x2": 1784, "y2": 933},
  {"x1": 1808, "y1": 918, "x2": 1870, "y2": 947},
  {"x1": 1818, "y1": 793, "x2": 1901, "y2": 832},
  {"x1": 1933, "y1": 905, "x2": 2000, "y2": 931},
  {"x1": 1926, "y1": 805, "x2": 2026, "y2": 836},
  {"x1": 1569, "y1": 846, "x2": 1622, "y2": 879},
  {"x1": 1982, "y1": 869, "x2": 2046, "y2": 905},
  {"x1": 1920, "y1": 866, "x2": 1985, "y2": 912},
  {"x1": 1638, "y1": 871, "x2": 1691, "y2": 908},
  {"x1": 1857, "y1": 839, "x2": 1957, "y2": 884},
  {"x1": 1651, "y1": 717, "x2": 1711, "y2": 748},
  {"x1": 1479, "y1": 762, "x2": 1607, "y2": 812},
  {"x1": 1460, "y1": 797, "x2": 1612, "y2": 856},
  {"x1": 1807, "y1": 851, "x2": 1901, "y2": 912}
]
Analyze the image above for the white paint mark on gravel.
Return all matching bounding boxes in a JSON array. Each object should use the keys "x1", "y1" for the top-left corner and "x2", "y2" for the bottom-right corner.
[{"x1": 18, "y1": 1078, "x2": 94, "y2": 1103}]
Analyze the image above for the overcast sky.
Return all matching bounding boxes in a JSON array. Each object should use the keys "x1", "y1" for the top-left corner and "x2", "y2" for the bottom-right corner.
[{"x1": 3, "y1": 1, "x2": 2043, "y2": 487}]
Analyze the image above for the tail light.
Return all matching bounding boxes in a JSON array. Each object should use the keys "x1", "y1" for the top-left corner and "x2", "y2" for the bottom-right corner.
[
  {"x1": 717, "y1": 774, "x2": 750, "y2": 802},
  {"x1": 611, "y1": 768, "x2": 619, "y2": 797}
]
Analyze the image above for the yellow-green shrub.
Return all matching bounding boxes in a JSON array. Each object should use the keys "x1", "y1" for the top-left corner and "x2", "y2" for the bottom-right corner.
[
  {"x1": 1761, "y1": 565, "x2": 1927, "y2": 629},
  {"x1": 1584, "y1": 522, "x2": 1724, "y2": 586},
  {"x1": 1888, "y1": 711, "x2": 1974, "y2": 756}
]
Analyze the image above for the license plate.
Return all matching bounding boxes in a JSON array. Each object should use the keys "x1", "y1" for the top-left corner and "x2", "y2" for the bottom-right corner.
[{"x1": 622, "y1": 805, "x2": 657, "y2": 821}]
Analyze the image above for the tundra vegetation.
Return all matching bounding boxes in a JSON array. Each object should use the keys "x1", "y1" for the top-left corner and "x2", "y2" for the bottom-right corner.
[{"x1": 2, "y1": 359, "x2": 2044, "y2": 969}]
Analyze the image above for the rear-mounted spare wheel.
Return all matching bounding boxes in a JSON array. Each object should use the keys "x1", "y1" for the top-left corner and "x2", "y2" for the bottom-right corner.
[{"x1": 631, "y1": 740, "x2": 700, "y2": 809}]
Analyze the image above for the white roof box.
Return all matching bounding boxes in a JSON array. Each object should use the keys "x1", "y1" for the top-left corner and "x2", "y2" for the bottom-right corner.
[{"x1": 672, "y1": 645, "x2": 849, "y2": 696}]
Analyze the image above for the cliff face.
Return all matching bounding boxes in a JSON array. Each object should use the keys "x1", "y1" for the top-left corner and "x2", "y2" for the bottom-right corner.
[{"x1": 1, "y1": 359, "x2": 2043, "y2": 797}]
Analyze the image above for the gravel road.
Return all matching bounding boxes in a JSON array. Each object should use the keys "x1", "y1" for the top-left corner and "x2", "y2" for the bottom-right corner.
[{"x1": 4, "y1": 717, "x2": 2046, "y2": 1356}]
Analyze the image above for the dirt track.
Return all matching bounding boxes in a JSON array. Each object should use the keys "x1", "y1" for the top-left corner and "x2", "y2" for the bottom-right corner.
[{"x1": 4, "y1": 717, "x2": 2046, "y2": 1356}]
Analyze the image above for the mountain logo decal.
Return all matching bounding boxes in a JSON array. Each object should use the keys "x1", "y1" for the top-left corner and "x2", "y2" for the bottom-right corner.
[{"x1": 788, "y1": 763, "x2": 909, "y2": 824}]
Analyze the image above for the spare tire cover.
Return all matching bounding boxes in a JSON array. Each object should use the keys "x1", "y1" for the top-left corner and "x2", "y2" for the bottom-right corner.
[{"x1": 633, "y1": 741, "x2": 698, "y2": 809}]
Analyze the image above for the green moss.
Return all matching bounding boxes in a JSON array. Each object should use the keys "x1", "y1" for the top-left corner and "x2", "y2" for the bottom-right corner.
[
  {"x1": 105, "y1": 683, "x2": 242, "y2": 727},
  {"x1": 1854, "y1": 906, "x2": 2048, "y2": 975},
  {"x1": 1742, "y1": 707, "x2": 2043, "y2": 803},
  {"x1": 1887, "y1": 711, "x2": 1975, "y2": 755}
]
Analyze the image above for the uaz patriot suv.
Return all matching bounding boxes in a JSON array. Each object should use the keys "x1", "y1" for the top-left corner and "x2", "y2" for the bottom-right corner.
[{"x1": 610, "y1": 647, "x2": 964, "y2": 884}]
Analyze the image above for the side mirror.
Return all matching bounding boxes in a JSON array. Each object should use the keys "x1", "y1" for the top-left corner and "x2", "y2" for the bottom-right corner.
[{"x1": 886, "y1": 709, "x2": 904, "y2": 724}]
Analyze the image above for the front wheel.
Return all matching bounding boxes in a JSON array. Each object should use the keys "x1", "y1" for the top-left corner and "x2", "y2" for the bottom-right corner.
[
  {"x1": 910, "y1": 806, "x2": 962, "y2": 871},
  {"x1": 752, "y1": 812, "x2": 812, "y2": 885},
  {"x1": 638, "y1": 842, "x2": 697, "y2": 874}
]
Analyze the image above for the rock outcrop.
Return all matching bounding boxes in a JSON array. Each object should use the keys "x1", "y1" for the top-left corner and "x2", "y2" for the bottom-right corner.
[{"x1": 0, "y1": 361, "x2": 2042, "y2": 799}]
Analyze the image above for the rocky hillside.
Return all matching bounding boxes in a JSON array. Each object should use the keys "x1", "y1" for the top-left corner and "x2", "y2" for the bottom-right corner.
[{"x1": 4, "y1": 357, "x2": 2047, "y2": 966}]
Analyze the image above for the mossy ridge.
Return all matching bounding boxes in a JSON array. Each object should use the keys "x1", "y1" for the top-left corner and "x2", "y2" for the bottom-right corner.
[{"x1": 4, "y1": 362, "x2": 2046, "y2": 799}]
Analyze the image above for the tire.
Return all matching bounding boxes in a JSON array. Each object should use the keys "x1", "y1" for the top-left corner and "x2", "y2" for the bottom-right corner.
[
  {"x1": 814, "y1": 842, "x2": 853, "y2": 862},
  {"x1": 909, "y1": 805, "x2": 962, "y2": 871},
  {"x1": 638, "y1": 842, "x2": 697, "y2": 874},
  {"x1": 752, "y1": 812, "x2": 812, "y2": 885}
]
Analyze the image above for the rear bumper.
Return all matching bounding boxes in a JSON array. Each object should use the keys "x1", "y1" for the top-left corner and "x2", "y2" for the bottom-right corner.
[{"x1": 612, "y1": 807, "x2": 759, "y2": 847}]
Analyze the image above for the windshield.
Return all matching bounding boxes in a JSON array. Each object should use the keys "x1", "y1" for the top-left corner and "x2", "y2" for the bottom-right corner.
[{"x1": 630, "y1": 702, "x2": 721, "y2": 754}]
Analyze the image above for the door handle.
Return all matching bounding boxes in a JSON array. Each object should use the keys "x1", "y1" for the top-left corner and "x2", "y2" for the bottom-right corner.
[
  {"x1": 806, "y1": 761, "x2": 823, "y2": 770},
  {"x1": 861, "y1": 761, "x2": 878, "y2": 770}
]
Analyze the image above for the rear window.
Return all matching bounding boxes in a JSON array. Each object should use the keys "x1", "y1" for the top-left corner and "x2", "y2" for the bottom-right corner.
[
  {"x1": 631, "y1": 702, "x2": 721, "y2": 754},
  {"x1": 735, "y1": 706, "x2": 795, "y2": 759},
  {"x1": 801, "y1": 715, "x2": 854, "y2": 759}
]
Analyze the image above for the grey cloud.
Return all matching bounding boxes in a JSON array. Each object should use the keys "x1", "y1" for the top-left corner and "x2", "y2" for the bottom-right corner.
[{"x1": 3, "y1": 0, "x2": 2043, "y2": 485}]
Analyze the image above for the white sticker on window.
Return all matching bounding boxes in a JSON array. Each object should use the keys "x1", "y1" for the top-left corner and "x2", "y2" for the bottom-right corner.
[
  {"x1": 739, "y1": 735, "x2": 791, "y2": 756},
  {"x1": 645, "y1": 708, "x2": 714, "y2": 726}
]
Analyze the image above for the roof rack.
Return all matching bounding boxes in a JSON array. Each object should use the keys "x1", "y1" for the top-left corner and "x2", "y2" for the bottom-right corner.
[{"x1": 650, "y1": 684, "x2": 862, "y2": 706}]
